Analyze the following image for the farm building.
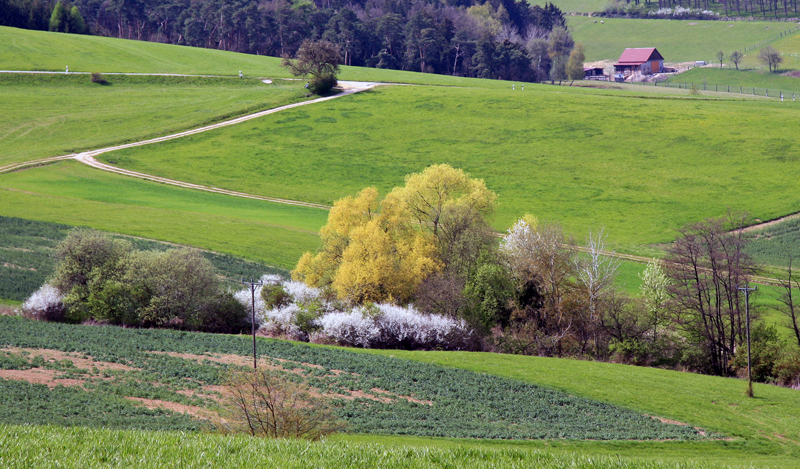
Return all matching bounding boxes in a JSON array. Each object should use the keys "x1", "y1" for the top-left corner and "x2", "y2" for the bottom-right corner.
[
  {"x1": 583, "y1": 66, "x2": 606, "y2": 80},
  {"x1": 613, "y1": 48, "x2": 664, "y2": 76}
]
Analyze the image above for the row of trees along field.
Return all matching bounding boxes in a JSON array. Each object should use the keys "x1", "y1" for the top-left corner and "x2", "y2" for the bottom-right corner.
[
  {"x1": 0, "y1": 0, "x2": 582, "y2": 82},
  {"x1": 292, "y1": 165, "x2": 800, "y2": 386},
  {"x1": 605, "y1": 0, "x2": 799, "y2": 17}
]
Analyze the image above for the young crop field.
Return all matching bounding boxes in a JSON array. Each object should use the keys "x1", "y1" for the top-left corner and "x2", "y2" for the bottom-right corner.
[
  {"x1": 0, "y1": 216, "x2": 287, "y2": 303},
  {"x1": 0, "y1": 73, "x2": 308, "y2": 166},
  {"x1": 0, "y1": 317, "x2": 797, "y2": 468},
  {"x1": 0, "y1": 161, "x2": 326, "y2": 269},
  {"x1": 98, "y1": 83, "x2": 800, "y2": 248},
  {"x1": 568, "y1": 17, "x2": 795, "y2": 63},
  {"x1": 0, "y1": 316, "x2": 703, "y2": 441},
  {"x1": 745, "y1": 216, "x2": 800, "y2": 268}
]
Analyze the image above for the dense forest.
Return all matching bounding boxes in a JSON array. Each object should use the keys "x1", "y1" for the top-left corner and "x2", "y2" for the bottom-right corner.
[{"x1": 1, "y1": 0, "x2": 574, "y2": 81}]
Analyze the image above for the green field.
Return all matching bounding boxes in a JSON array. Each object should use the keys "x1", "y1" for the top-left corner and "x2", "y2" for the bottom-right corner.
[
  {"x1": 535, "y1": 0, "x2": 608, "y2": 13},
  {"x1": 0, "y1": 162, "x2": 326, "y2": 269},
  {"x1": 662, "y1": 68, "x2": 800, "y2": 94},
  {"x1": 0, "y1": 73, "x2": 308, "y2": 166},
  {"x1": 98, "y1": 83, "x2": 800, "y2": 248},
  {"x1": 569, "y1": 17, "x2": 797, "y2": 63},
  {"x1": 0, "y1": 425, "x2": 722, "y2": 469},
  {"x1": 1, "y1": 317, "x2": 799, "y2": 467}
]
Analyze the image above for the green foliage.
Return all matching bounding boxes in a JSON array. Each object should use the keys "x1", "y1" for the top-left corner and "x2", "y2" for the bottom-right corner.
[
  {"x1": 48, "y1": 1, "x2": 66, "y2": 32},
  {"x1": 0, "y1": 215, "x2": 287, "y2": 302},
  {"x1": 261, "y1": 282, "x2": 292, "y2": 310},
  {"x1": 0, "y1": 316, "x2": 702, "y2": 441},
  {"x1": 308, "y1": 75, "x2": 338, "y2": 95},
  {"x1": 730, "y1": 323, "x2": 789, "y2": 384}
]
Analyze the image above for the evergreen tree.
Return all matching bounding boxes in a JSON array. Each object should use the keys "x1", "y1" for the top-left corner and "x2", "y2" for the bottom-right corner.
[{"x1": 48, "y1": 1, "x2": 67, "y2": 32}]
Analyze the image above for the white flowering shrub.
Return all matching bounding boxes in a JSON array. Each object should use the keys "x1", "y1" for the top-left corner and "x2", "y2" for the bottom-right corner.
[
  {"x1": 234, "y1": 277, "x2": 472, "y2": 349},
  {"x1": 22, "y1": 284, "x2": 66, "y2": 322},
  {"x1": 315, "y1": 309, "x2": 381, "y2": 347}
]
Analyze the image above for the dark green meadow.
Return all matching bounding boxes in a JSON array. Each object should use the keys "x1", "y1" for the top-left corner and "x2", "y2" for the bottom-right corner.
[{"x1": 100, "y1": 83, "x2": 800, "y2": 248}]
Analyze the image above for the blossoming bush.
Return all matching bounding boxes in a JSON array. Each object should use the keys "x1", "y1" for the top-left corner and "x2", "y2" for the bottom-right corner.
[
  {"x1": 235, "y1": 276, "x2": 472, "y2": 349},
  {"x1": 22, "y1": 284, "x2": 65, "y2": 322}
]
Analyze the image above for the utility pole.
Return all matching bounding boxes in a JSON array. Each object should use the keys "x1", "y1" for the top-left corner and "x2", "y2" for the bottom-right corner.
[
  {"x1": 242, "y1": 278, "x2": 263, "y2": 370},
  {"x1": 738, "y1": 284, "x2": 757, "y2": 397}
]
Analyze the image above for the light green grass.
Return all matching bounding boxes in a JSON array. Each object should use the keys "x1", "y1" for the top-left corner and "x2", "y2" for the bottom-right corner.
[
  {"x1": 0, "y1": 424, "x2": 726, "y2": 469},
  {"x1": 0, "y1": 73, "x2": 307, "y2": 166},
  {"x1": 354, "y1": 348, "x2": 800, "y2": 468},
  {"x1": 0, "y1": 161, "x2": 326, "y2": 269},
  {"x1": 740, "y1": 30, "x2": 800, "y2": 69},
  {"x1": 569, "y1": 17, "x2": 794, "y2": 62},
  {"x1": 539, "y1": 0, "x2": 608, "y2": 13},
  {"x1": 100, "y1": 84, "x2": 800, "y2": 248},
  {"x1": 662, "y1": 68, "x2": 800, "y2": 94}
]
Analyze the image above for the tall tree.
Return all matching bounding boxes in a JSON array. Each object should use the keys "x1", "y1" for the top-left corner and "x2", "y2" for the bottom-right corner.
[
  {"x1": 566, "y1": 42, "x2": 585, "y2": 84},
  {"x1": 758, "y1": 45, "x2": 783, "y2": 72},
  {"x1": 665, "y1": 215, "x2": 755, "y2": 376}
]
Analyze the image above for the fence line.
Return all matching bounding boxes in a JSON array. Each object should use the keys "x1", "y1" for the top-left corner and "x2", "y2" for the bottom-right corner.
[{"x1": 632, "y1": 79, "x2": 798, "y2": 100}]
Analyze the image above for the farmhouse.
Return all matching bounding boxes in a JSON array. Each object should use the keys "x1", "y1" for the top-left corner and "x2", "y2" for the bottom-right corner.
[{"x1": 613, "y1": 48, "x2": 664, "y2": 76}]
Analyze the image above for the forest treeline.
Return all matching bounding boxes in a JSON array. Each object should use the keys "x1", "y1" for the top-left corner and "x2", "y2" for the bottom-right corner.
[{"x1": 1, "y1": 0, "x2": 575, "y2": 81}]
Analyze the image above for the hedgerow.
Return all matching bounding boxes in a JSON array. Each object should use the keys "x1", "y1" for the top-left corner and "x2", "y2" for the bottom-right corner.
[{"x1": 0, "y1": 317, "x2": 707, "y2": 440}]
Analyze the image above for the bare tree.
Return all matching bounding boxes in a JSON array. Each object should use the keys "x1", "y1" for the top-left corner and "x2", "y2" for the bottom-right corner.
[
  {"x1": 576, "y1": 229, "x2": 620, "y2": 355},
  {"x1": 758, "y1": 46, "x2": 783, "y2": 72},
  {"x1": 665, "y1": 214, "x2": 756, "y2": 376},
  {"x1": 777, "y1": 257, "x2": 800, "y2": 348},
  {"x1": 716, "y1": 50, "x2": 725, "y2": 68},
  {"x1": 730, "y1": 50, "x2": 743, "y2": 70}
]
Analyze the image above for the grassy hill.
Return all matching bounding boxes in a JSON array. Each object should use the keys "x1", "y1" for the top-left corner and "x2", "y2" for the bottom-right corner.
[
  {"x1": 95, "y1": 83, "x2": 800, "y2": 248},
  {"x1": 0, "y1": 162, "x2": 327, "y2": 269},
  {"x1": 0, "y1": 73, "x2": 308, "y2": 166},
  {"x1": 569, "y1": 17, "x2": 797, "y2": 63}
]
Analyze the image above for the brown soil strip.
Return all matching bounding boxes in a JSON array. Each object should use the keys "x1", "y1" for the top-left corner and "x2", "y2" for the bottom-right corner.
[
  {"x1": 1, "y1": 347, "x2": 136, "y2": 372},
  {"x1": 0, "y1": 368, "x2": 85, "y2": 388},
  {"x1": 125, "y1": 397, "x2": 211, "y2": 419}
]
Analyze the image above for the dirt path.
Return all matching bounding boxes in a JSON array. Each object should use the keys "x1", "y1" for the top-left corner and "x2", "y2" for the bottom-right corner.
[{"x1": 0, "y1": 80, "x2": 376, "y2": 211}]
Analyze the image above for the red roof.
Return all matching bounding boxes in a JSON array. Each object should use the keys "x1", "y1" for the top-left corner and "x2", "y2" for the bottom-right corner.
[{"x1": 614, "y1": 48, "x2": 663, "y2": 65}]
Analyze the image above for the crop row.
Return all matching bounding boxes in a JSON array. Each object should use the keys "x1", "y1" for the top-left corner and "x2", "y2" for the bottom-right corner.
[{"x1": 0, "y1": 317, "x2": 705, "y2": 440}]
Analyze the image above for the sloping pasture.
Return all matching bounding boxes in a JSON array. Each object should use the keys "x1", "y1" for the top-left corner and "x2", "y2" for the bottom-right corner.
[
  {"x1": 98, "y1": 83, "x2": 800, "y2": 248},
  {"x1": 0, "y1": 162, "x2": 327, "y2": 269},
  {"x1": 569, "y1": 17, "x2": 796, "y2": 63},
  {"x1": 0, "y1": 73, "x2": 307, "y2": 166}
]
